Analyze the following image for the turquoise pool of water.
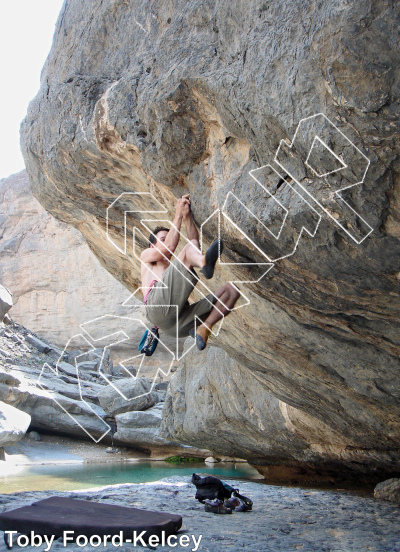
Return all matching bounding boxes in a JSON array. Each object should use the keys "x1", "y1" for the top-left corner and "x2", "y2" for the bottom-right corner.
[{"x1": 0, "y1": 461, "x2": 259, "y2": 494}]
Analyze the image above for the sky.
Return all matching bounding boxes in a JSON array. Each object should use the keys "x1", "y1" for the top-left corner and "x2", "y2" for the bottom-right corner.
[{"x1": 0, "y1": 0, "x2": 65, "y2": 180}]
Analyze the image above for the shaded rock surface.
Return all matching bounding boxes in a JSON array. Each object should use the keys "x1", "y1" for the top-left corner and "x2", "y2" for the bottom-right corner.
[
  {"x1": 374, "y1": 478, "x2": 400, "y2": 504},
  {"x1": 162, "y1": 343, "x2": 400, "y2": 475},
  {"x1": 0, "y1": 401, "x2": 31, "y2": 447},
  {"x1": 114, "y1": 402, "x2": 210, "y2": 456},
  {"x1": 0, "y1": 477, "x2": 400, "y2": 552},
  {"x1": 20, "y1": 0, "x2": 400, "y2": 473},
  {"x1": 28, "y1": 430, "x2": 41, "y2": 441}
]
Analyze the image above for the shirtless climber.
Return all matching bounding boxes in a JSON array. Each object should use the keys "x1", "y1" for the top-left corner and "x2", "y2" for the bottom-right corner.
[{"x1": 140, "y1": 194, "x2": 240, "y2": 350}]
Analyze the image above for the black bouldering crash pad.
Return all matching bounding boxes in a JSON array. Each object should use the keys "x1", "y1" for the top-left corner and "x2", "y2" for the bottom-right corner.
[{"x1": 0, "y1": 496, "x2": 182, "y2": 543}]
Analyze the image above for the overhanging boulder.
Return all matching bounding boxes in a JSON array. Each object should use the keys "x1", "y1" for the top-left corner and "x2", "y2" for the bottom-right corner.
[{"x1": 20, "y1": 0, "x2": 400, "y2": 473}]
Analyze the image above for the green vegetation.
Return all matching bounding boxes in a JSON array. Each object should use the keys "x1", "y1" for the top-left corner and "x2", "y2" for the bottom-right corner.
[{"x1": 164, "y1": 456, "x2": 204, "y2": 463}]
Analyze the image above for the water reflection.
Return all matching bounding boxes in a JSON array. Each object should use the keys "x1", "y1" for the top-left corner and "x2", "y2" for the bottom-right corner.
[{"x1": 0, "y1": 461, "x2": 259, "y2": 493}]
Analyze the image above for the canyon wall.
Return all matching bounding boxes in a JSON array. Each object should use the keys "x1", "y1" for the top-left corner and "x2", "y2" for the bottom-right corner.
[
  {"x1": 20, "y1": 0, "x2": 400, "y2": 473},
  {"x1": 0, "y1": 171, "x2": 130, "y2": 347}
]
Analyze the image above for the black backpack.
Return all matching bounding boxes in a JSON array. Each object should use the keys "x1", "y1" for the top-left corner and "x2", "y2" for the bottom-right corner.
[
  {"x1": 191, "y1": 473, "x2": 253, "y2": 510},
  {"x1": 191, "y1": 473, "x2": 234, "y2": 502},
  {"x1": 192, "y1": 473, "x2": 236, "y2": 502}
]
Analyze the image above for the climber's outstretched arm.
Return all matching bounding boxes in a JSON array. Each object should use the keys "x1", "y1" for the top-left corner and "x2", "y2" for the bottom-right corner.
[
  {"x1": 140, "y1": 196, "x2": 189, "y2": 263},
  {"x1": 182, "y1": 195, "x2": 200, "y2": 243}
]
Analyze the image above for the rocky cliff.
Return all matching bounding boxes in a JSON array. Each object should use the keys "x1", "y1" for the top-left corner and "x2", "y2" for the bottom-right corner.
[
  {"x1": 0, "y1": 171, "x2": 129, "y2": 347},
  {"x1": 20, "y1": 0, "x2": 400, "y2": 475},
  {"x1": 0, "y1": 319, "x2": 205, "y2": 457}
]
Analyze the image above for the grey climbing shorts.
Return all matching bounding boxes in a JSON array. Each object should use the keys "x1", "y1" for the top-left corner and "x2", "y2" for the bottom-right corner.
[{"x1": 144, "y1": 257, "x2": 218, "y2": 338}]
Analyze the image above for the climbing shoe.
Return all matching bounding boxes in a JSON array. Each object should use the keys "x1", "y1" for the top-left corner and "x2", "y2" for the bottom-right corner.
[
  {"x1": 232, "y1": 491, "x2": 253, "y2": 511},
  {"x1": 201, "y1": 239, "x2": 223, "y2": 279},
  {"x1": 189, "y1": 325, "x2": 211, "y2": 351},
  {"x1": 204, "y1": 499, "x2": 232, "y2": 514},
  {"x1": 224, "y1": 497, "x2": 241, "y2": 510}
]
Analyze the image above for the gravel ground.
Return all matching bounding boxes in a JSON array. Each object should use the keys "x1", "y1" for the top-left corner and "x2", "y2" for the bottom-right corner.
[{"x1": 0, "y1": 476, "x2": 399, "y2": 552}]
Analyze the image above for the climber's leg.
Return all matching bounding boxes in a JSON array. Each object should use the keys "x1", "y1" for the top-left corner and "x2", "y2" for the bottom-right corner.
[{"x1": 191, "y1": 283, "x2": 241, "y2": 350}]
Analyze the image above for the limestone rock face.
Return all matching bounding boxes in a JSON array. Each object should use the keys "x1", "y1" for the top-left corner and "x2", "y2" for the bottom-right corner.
[
  {"x1": 0, "y1": 320, "x2": 209, "y2": 457},
  {"x1": 97, "y1": 376, "x2": 158, "y2": 417},
  {"x1": 0, "y1": 321, "x2": 192, "y2": 454},
  {"x1": 20, "y1": 0, "x2": 400, "y2": 473},
  {"x1": 0, "y1": 401, "x2": 31, "y2": 448},
  {"x1": 114, "y1": 402, "x2": 210, "y2": 456},
  {"x1": 0, "y1": 171, "x2": 130, "y2": 347},
  {"x1": 0, "y1": 366, "x2": 110, "y2": 441},
  {"x1": 374, "y1": 478, "x2": 400, "y2": 504},
  {"x1": 162, "y1": 343, "x2": 400, "y2": 473}
]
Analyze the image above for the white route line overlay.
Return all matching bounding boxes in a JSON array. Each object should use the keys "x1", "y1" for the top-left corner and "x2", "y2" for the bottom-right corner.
[
  {"x1": 37, "y1": 335, "x2": 111, "y2": 443},
  {"x1": 39, "y1": 113, "x2": 372, "y2": 443},
  {"x1": 79, "y1": 314, "x2": 175, "y2": 395},
  {"x1": 274, "y1": 112, "x2": 373, "y2": 244}
]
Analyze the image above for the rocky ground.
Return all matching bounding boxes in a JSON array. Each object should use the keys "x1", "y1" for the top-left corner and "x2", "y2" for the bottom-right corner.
[
  {"x1": 0, "y1": 319, "x2": 208, "y2": 458},
  {"x1": 0, "y1": 476, "x2": 399, "y2": 552},
  {"x1": 0, "y1": 320, "x2": 55, "y2": 373}
]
